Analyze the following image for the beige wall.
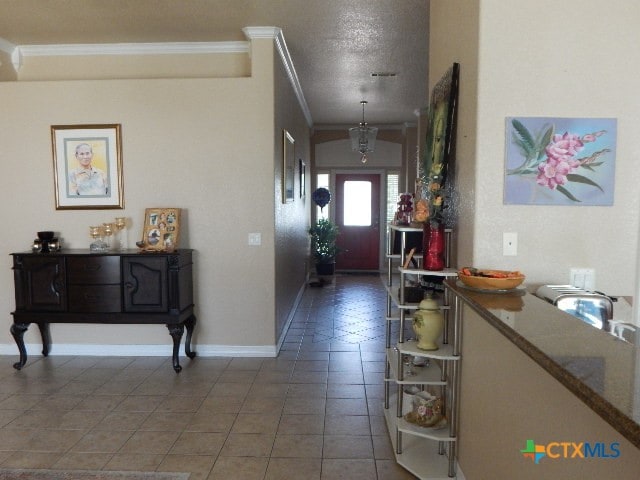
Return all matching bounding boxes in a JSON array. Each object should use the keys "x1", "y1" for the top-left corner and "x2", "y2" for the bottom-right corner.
[
  {"x1": 429, "y1": 0, "x2": 480, "y2": 282},
  {"x1": 273, "y1": 41, "x2": 312, "y2": 344},
  {"x1": 430, "y1": 0, "x2": 640, "y2": 296},
  {"x1": 0, "y1": 36, "x2": 309, "y2": 355}
]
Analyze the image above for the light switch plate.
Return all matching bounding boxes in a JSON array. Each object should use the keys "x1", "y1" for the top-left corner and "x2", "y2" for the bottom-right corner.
[
  {"x1": 248, "y1": 233, "x2": 261, "y2": 246},
  {"x1": 503, "y1": 232, "x2": 517, "y2": 256}
]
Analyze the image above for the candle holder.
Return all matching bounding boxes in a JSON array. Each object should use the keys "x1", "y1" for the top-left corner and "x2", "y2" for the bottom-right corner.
[
  {"x1": 89, "y1": 226, "x2": 108, "y2": 252},
  {"x1": 102, "y1": 223, "x2": 114, "y2": 249},
  {"x1": 114, "y1": 217, "x2": 127, "y2": 250}
]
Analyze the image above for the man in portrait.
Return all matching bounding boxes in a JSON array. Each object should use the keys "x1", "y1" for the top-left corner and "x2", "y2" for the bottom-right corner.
[{"x1": 68, "y1": 142, "x2": 109, "y2": 195}]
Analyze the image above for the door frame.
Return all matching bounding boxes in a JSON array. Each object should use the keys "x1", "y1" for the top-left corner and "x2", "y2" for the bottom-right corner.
[{"x1": 324, "y1": 168, "x2": 388, "y2": 272}]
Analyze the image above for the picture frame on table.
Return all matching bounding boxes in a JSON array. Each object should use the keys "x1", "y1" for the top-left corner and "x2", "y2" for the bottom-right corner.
[
  {"x1": 140, "y1": 208, "x2": 181, "y2": 251},
  {"x1": 51, "y1": 124, "x2": 124, "y2": 210}
]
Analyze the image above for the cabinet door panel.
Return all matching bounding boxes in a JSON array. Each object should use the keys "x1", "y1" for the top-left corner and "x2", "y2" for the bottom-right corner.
[
  {"x1": 21, "y1": 256, "x2": 67, "y2": 311},
  {"x1": 123, "y1": 257, "x2": 168, "y2": 312}
]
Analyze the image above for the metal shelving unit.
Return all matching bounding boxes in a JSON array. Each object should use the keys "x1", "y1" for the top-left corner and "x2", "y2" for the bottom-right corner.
[{"x1": 383, "y1": 224, "x2": 460, "y2": 479}]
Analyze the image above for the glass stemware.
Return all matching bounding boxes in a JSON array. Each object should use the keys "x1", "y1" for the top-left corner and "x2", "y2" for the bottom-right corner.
[
  {"x1": 114, "y1": 217, "x2": 127, "y2": 250},
  {"x1": 102, "y1": 223, "x2": 114, "y2": 249},
  {"x1": 89, "y1": 226, "x2": 108, "y2": 252},
  {"x1": 403, "y1": 354, "x2": 416, "y2": 377}
]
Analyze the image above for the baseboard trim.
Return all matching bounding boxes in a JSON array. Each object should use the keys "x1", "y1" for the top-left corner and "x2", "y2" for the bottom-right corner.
[
  {"x1": 0, "y1": 343, "x2": 278, "y2": 358},
  {"x1": 276, "y1": 281, "x2": 307, "y2": 353}
]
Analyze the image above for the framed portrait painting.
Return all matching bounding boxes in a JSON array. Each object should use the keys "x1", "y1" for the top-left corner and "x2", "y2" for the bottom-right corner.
[{"x1": 51, "y1": 124, "x2": 124, "y2": 209}]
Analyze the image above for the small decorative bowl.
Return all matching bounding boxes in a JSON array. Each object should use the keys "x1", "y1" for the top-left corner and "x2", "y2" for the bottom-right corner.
[
  {"x1": 37, "y1": 231, "x2": 55, "y2": 242},
  {"x1": 458, "y1": 270, "x2": 525, "y2": 291}
]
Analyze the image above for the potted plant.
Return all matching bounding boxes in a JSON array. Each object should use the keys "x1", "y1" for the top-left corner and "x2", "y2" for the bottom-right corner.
[{"x1": 308, "y1": 218, "x2": 340, "y2": 276}]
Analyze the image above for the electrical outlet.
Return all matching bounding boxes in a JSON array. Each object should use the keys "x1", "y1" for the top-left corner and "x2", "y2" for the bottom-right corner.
[
  {"x1": 570, "y1": 268, "x2": 595, "y2": 290},
  {"x1": 503, "y1": 232, "x2": 517, "y2": 256}
]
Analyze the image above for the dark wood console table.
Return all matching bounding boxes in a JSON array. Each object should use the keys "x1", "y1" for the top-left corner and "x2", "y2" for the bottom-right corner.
[{"x1": 10, "y1": 249, "x2": 196, "y2": 372}]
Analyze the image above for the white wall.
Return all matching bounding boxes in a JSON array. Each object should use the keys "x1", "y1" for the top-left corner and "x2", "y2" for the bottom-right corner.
[{"x1": 431, "y1": 0, "x2": 640, "y2": 296}]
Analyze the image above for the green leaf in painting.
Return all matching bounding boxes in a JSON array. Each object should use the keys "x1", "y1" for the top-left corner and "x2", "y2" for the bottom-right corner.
[
  {"x1": 511, "y1": 132, "x2": 532, "y2": 158},
  {"x1": 556, "y1": 185, "x2": 581, "y2": 202},
  {"x1": 511, "y1": 119, "x2": 536, "y2": 157},
  {"x1": 536, "y1": 125, "x2": 554, "y2": 160},
  {"x1": 566, "y1": 173, "x2": 604, "y2": 192}
]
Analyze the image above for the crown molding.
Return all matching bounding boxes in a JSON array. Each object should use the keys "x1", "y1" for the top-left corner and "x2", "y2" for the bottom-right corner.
[
  {"x1": 242, "y1": 26, "x2": 281, "y2": 39},
  {"x1": 15, "y1": 41, "x2": 249, "y2": 57},
  {"x1": 4, "y1": 27, "x2": 314, "y2": 128},
  {"x1": 243, "y1": 26, "x2": 313, "y2": 127},
  {"x1": 274, "y1": 30, "x2": 313, "y2": 127},
  {"x1": 9, "y1": 41, "x2": 248, "y2": 71},
  {"x1": 0, "y1": 37, "x2": 15, "y2": 55},
  {"x1": 0, "y1": 37, "x2": 16, "y2": 69}
]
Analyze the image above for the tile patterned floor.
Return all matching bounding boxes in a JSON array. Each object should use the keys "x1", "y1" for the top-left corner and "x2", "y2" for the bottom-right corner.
[{"x1": 0, "y1": 274, "x2": 417, "y2": 480}]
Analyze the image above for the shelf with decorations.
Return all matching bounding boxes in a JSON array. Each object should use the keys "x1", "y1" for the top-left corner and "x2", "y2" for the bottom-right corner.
[{"x1": 384, "y1": 223, "x2": 460, "y2": 479}]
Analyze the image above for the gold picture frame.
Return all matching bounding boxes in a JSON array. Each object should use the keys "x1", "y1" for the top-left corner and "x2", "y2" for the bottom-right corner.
[
  {"x1": 51, "y1": 124, "x2": 124, "y2": 209},
  {"x1": 283, "y1": 129, "x2": 295, "y2": 203},
  {"x1": 140, "y1": 208, "x2": 181, "y2": 251}
]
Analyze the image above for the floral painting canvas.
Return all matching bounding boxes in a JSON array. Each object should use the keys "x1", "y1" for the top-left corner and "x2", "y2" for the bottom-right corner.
[{"x1": 504, "y1": 117, "x2": 617, "y2": 205}]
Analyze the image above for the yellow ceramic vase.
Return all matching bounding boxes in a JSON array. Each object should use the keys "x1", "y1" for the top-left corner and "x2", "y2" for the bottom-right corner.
[{"x1": 412, "y1": 295, "x2": 444, "y2": 350}]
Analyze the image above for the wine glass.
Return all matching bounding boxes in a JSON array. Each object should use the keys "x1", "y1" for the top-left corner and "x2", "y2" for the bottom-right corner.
[{"x1": 403, "y1": 354, "x2": 416, "y2": 377}]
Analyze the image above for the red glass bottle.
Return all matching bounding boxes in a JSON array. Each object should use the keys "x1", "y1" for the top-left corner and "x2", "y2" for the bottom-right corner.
[{"x1": 422, "y1": 223, "x2": 445, "y2": 271}]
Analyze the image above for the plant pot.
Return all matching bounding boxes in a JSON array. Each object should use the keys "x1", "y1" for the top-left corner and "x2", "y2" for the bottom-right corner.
[{"x1": 315, "y1": 262, "x2": 335, "y2": 276}]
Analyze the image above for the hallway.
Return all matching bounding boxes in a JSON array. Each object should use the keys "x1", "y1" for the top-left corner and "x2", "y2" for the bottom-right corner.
[{"x1": 0, "y1": 275, "x2": 416, "y2": 479}]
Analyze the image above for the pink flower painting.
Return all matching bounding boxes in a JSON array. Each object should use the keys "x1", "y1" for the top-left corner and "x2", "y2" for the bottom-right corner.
[{"x1": 505, "y1": 117, "x2": 616, "y2": 205}]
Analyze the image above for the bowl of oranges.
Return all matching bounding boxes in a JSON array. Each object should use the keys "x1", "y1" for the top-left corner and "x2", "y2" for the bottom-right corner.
[{"x1": 458, "y1": 267, "x2": 525, "y2": 291}]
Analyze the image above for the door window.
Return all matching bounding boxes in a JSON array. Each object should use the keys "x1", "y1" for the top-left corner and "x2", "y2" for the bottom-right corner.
[{"x1": 343, "y1": 181, "x2": 372, "y2": 226}]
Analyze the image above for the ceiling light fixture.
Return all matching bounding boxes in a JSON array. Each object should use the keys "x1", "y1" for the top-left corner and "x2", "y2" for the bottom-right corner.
[{"x1": 349, "y1": 100, "x2": 378, "y2": 163}]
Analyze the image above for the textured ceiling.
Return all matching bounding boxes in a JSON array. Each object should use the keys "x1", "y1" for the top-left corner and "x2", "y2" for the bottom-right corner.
[{"x1": 0, "y1": 0, "x2": 429, "y2": 127}]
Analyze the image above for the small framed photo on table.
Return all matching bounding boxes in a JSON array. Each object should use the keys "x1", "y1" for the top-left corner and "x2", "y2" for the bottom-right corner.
[
  {"x1": 140, "y1": 208, "x2": 181, "y2": 251},
  {"x1": 51, "y1": 124, "x2": 124, "y2": 210}
]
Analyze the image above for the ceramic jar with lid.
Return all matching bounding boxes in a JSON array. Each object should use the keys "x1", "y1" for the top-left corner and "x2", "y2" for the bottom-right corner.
[{"x1": 412, "y1": 294, "x2": 444, "y2": 350}]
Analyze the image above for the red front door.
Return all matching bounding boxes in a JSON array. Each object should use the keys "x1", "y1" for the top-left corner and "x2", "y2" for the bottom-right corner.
[{"x1": 335, "y1": 173, "x2": 381, "y2": 271}]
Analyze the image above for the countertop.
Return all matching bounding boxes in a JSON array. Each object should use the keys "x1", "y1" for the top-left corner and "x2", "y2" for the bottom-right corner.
[{"x1": 446, "y1": 279, "x2": 640, "y2": 449}]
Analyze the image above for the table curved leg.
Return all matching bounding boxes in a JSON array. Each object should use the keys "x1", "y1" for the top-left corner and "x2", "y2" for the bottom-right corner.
[
  {"x1": 167, "y1": 323, "x2": 184, "y2": 373},
  {"x1": 10, "y1": 323, "x2": 29, "y2": 370},
  {"x1": 184, "y1": 315, "x2": 197, "y2": 359},
  {"x1": 37, "y1": 323, "x2": 51, "y2": 357}
]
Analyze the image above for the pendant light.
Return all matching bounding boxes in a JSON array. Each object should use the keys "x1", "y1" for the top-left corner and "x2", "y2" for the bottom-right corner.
[{"x1": 349, "y1": 100, "x2": 378, "y2": 163}]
